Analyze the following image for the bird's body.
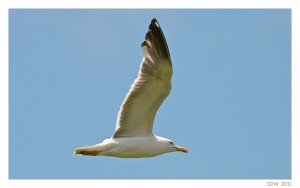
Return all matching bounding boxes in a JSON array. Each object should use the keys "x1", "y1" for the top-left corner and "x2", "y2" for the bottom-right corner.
[
  {"x1": 78, "y1": 136, "x2": 180, "y2": 158},
  {"x1": 74, "y1": 18, "x2": 188, "y2": 158}
]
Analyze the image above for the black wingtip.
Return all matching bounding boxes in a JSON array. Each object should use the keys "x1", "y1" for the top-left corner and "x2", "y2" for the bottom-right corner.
[
  {"x1": 149, "y1": 18, "x2": 160, "y2": 31},
  {"x1": 151, "y1": 18, "x2": 158, "y2": 24},
  {"x1": 142, "y1": 18, "x2": 170, "y2": 59}
]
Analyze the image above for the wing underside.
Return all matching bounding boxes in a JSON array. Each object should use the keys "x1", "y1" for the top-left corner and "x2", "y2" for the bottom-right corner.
[{"x1": 112, "y1": 18, "x2": 172, "y2": 138}]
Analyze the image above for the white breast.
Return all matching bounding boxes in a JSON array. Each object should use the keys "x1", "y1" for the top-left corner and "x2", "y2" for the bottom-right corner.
[{"x1": 99, "y1": 136, "x2": 172, "y2": 158}]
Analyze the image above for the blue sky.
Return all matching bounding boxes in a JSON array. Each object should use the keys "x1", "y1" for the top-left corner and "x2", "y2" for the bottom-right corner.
[{"x1": 9, "y1": 9, "x2": 291, "y2": 179}]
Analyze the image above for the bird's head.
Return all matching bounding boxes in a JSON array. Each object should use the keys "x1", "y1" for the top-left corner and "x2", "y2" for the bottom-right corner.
[{"x1": 164, "y1": 139, "x2": 188, "y2": 153}]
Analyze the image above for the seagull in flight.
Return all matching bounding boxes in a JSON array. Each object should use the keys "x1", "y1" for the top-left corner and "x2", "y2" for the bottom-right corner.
[{"x1": 74, "y1": 18, "x2": 188, "y2": 158}]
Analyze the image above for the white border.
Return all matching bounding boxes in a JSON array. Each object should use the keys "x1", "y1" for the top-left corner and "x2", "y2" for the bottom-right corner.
[{"x1": 1, "y1": 0, "x2": 298, "y2": 188}]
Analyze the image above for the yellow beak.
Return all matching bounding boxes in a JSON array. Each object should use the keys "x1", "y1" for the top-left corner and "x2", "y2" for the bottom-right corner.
[{"x1": 175, "y1": 146, "x2": 188, "y2": 153}]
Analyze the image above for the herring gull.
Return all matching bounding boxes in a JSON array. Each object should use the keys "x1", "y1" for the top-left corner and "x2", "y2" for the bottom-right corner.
[{"x1": 74, "y1": 18, "x2": 188, "y2": 158}]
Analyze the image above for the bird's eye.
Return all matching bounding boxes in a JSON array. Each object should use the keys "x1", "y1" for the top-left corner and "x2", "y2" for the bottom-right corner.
[{"x1": 169, "y1": 141, "x2": 174, "y2": 145}]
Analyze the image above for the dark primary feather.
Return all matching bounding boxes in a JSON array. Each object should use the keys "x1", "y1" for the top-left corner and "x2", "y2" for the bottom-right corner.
[{"x1": 142, "y1": 18, "x2": 171, "y2": 60}]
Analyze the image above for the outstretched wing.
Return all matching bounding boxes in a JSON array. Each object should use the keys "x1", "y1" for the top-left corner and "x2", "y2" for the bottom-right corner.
[{"x1": 112, "y1": 18, "x2": 172, "y2": 138}]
